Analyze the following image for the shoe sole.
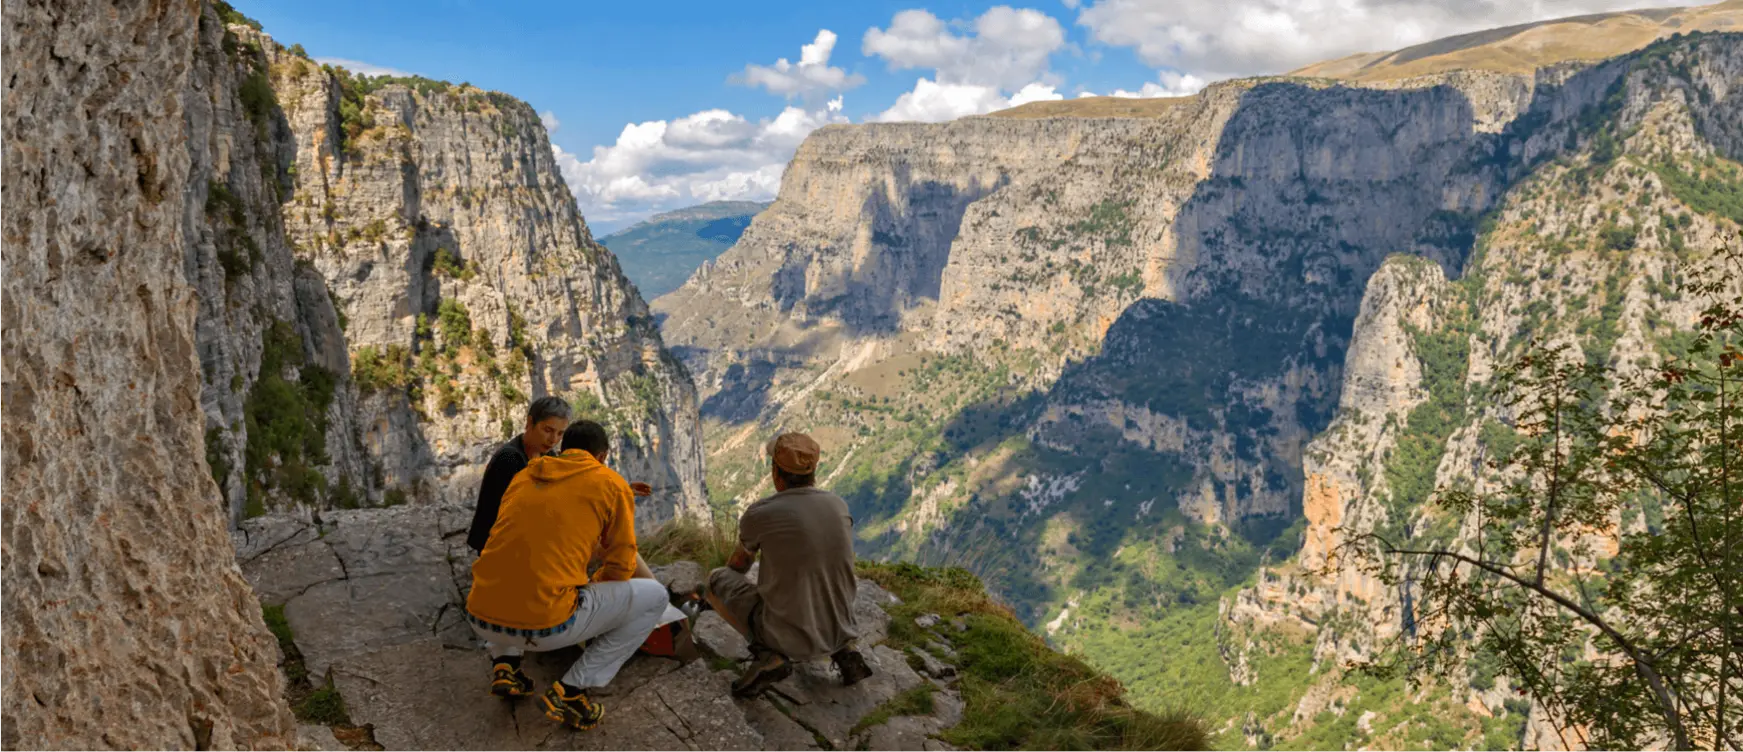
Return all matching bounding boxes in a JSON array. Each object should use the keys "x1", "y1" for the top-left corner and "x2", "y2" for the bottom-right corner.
[
  {"x1": 732, "y1": 662, "x2": 793, "y2": 698},
  {"x1": 491, "y1": 683, "x2": 532, "y2": 698},
  {"x1": 541, "y1": 695, "x2": 604, "y2": 731}
]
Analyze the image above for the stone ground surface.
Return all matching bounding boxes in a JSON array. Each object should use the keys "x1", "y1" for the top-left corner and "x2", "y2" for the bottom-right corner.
[{"x1": 237, "y1": 506, "x2": 964, "y2": 750}]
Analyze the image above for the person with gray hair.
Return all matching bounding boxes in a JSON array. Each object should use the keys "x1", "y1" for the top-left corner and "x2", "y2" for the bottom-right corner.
[{"x1": 467, "y1": 396, "x2": 571, "y2": 553}]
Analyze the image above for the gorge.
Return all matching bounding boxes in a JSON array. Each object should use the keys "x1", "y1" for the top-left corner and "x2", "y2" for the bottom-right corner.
[{"x1": 4, "y1": 0, "x2": 1742, "y2": 749}]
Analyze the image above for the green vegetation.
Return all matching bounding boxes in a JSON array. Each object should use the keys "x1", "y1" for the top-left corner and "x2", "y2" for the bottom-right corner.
[
  {"x1": 297, "y1": 681, "x2": 351, "y2": 726},
  {"x1": 242, "y1": 321, "x2": 335, "y2": 514},
  {"x1": 436, "y1": 298, "x2": 472, "y2": 353},
  {"x1": 1068, "y1": 199, "x2": 1136, "y2": 247},
  {"x1": 860, "y1": 561, "x2": 1209, "y2": 750},
  {"x1": 212, "y1": 0, "x2": 262, "y2": 30},
  {"x1": 238, "y1": 69, "x2": 277, "y2": 131},
  {"x1": 351, "y1": 344, "x2": 413, "y2": 393},
  {"x1": 205, "y1": 427, "x2": 232, "y2": 491},
  {"x1": 1354, "y1": 240, "x2": 1743, "y2": 750},
  {"x1": 851, "y1": 684, "x2": 938, "y2": 736},
  {"x1": 1651, "y1": 155, "x2": 1743, "y2": 226},
  {"x1": 432, "y1": 247, "x2": 478, "y2": 280},
  {"x1": 1380, "y1": 310, "x2": 1472, "y2": 534}
]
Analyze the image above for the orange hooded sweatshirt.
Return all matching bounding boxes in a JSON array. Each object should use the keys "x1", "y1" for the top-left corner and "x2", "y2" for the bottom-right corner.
[{"x1": 465, "y1": 449, "x2": 639, "y2": 630}]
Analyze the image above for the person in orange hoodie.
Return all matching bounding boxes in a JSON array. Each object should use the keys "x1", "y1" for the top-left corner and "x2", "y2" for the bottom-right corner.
[{"x1": 465, "y1": 420, "x2": 667, "y2": 731}]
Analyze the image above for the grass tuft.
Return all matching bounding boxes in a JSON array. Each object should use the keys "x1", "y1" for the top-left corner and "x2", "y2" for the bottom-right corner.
[
  {"x1": 852, "y1": 683, "x2": 939, "y2": 736},
  {"x1": 642, "y1": 514, "x2": 740, "y2": 571},
  {"x1": 858, "y1": 561, "x2": 1210, "y2": 751}
]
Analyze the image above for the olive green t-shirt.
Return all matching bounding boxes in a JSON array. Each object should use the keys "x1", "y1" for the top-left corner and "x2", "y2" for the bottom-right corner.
[{"x1": 739, "y1": 486, "x2": 859, "y2": 660}]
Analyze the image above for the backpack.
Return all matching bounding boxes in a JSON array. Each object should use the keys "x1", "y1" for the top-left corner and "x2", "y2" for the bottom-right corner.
[{"x1": 638, "y1": 604, "x2": 701, "y2": 661}]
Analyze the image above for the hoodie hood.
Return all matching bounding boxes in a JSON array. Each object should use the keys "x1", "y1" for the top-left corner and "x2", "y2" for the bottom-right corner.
[{"x1": 527, "y1": 448, "x2": 604, "y2": 484}]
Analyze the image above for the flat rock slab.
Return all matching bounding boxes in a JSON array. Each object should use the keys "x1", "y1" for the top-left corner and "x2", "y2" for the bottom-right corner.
[
  {"x1": 537, "y1": 660, "x2": 765, "y2": 751},
  {"x1": 236, "y1": 515, "x2": 961, "y2": 751},
  {"x1": 693, "y1": 611, "x2": 751, "y2": 661},
  {"x1": 768, "y1": 644, "x2": 925, "y2": 749}
]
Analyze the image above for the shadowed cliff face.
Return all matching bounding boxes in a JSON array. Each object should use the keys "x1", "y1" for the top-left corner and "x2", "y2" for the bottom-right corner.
[
  {"x1": 655, "y1": 29, "x2": 1743, "y2": 746},
  {"x1": 176, "y1": 9, "x2": 708, "y2": 530},
  {"x1": 1, "y1": 0, "x2": 296, "y2": 747}
]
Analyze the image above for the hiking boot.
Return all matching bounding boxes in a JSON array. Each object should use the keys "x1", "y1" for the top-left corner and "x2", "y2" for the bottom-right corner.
[
  {"x1": 731, "y1": 647, "x2": 792, "y2": 698},
  {"x1": 489, "y1": 662, "x2": 534, "y2": 698},
  {"x1": 833, "y1": 648, "x2": 874, "y2": 687},
  {"x1": 542, "y1": 682, "x2": 605, "y2": 730}
]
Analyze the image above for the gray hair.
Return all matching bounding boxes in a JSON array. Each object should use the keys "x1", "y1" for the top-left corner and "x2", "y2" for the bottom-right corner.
[{"x1": 527, "y1": 396, "x2": 572, "y2": 425}]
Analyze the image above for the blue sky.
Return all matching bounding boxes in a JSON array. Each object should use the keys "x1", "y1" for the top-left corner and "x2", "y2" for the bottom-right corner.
[{"x1": 234, "y1": 0, "x2": 1692, "y2": 232}]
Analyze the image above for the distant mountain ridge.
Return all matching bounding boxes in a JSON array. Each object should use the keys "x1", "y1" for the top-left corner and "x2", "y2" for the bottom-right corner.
[{"x1": 600, "y1": 201, "x2": 770, "y2": 299}]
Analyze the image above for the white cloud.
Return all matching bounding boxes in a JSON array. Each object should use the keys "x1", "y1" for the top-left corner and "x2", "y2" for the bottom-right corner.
[
  {"x1": 1074, "y1": 0, "x2": 1690, "y2": 79},
  {"x1": 736, "y1": 29, "x2": 865, "y2": 102},
  {"x1": 554, "y1": 105, "x2": 847, "y2": 225},
  {"x1": 864, "y1": 7, "x2": 1066, "y2": 90},
  {"x1": 1084, "y1": 71, "x2": 1209, "y2": 98},
  {"x1": 313, "y1": 57, "x2": 414, "y2": 78},
  {"x1": 539, "y1": 110, "x2": 560, "y2": 132},
  {"x1": 865, "y1": 7, "x2": 1070, "y2": 122}
]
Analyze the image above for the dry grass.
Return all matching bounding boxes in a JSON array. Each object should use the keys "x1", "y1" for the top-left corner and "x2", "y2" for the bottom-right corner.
[
  {"x1": 984, "y1": 96, "x2": 1193, "y2": 120},
  {"x1": 1291, "y1": 1, "x2": 1743, "y2": 82},
  {"x1": 642, "y1": 515, "x2": 739, "y2": 570}
]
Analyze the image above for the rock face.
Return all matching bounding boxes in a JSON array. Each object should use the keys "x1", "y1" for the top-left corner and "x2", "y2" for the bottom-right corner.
[
  {"x1": 1, "y1": 0, "x2": 296, "y2": 747},
  {"x1": 182, "y1": 6, "x2": 707, "y2": 528},
  {"x1": 1221, "y1": 35, "x2": 1743, "y2": 746},
  {"x1": 236, "y1": 507, "x2": 967, "y2": 750}
]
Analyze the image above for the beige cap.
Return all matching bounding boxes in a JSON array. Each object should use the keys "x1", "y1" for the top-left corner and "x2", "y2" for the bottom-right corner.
[{"x1": 765, "y1": 432, "x2": 821, "y2": 474}]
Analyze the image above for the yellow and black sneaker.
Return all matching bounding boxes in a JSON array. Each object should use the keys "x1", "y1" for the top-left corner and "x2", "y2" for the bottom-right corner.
[
  {"x1": 489, "y1": 662, "x2": 534, "y2": 698},
  {"x1": 542, "y1": 681, "x2": 605, "y2": 731}
]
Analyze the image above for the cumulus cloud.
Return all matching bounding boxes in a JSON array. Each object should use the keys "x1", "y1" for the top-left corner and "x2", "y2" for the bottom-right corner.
[
  {"x1": 1075, "y1": 0, "x2": 1689, "y2": 79},
  {"x1": 865, "y1": 7, "x2": 1069, "y2": 122},
  {"x1": 553, "y1": 102, "x2": 847, "y2": 225},
  {"x1": 313, "y1": 57, "x2": 414, "y2": 78},
  {"x1": 735, "y1": 29, "x2": 865, "y2": 103},
  {"x1": 864, "y1": 7, "x2": 1066, "y2": 90},
  {"x1": 539, "y1": 110, "x2": 560, "y2": 132},
  {"x1": 1081, "y1": 71, "x2": 1209, "y2": 98}
]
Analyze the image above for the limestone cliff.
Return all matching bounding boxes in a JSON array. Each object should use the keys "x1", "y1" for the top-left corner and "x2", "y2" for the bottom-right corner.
[
  {"x1": 2, "y1": 0, "x2": 295, "y2": 747},
  {"x1": 182, "y1": 7, "x2": 707, "y2": 529},
  {"x1": 1222, "y1": 34, "x2": 1743, "y2": 747}
]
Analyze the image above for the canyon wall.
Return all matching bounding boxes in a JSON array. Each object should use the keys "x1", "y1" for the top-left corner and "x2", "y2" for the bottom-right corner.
[
  {"x1": 657, "y1": 16, "x2": 1743, "y2": 747},
  {"x1": 182, "y1": 8, "x2": 707, "y2": 529}
]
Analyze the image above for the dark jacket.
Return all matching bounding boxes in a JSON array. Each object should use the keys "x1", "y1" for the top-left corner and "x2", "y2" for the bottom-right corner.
[{"x1": 467, "y1": 434, "x2": 549, "y2": 552}]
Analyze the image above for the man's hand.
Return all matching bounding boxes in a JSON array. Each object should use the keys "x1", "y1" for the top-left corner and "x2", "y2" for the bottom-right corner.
[
  {"x1": 630, "y1": 482, "x2": 653, "y2": 497},
  {"x1": 727, "y1": 542, "x2": 755, "y2": 574}
]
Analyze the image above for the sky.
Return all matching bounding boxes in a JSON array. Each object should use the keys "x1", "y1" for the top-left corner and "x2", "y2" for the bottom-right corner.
[{"x1": 234, "y1": 0, "x2": 1694, "y2": 234}]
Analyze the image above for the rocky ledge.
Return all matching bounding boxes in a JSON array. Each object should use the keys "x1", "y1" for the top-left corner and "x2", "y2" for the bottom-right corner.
[{"x1": 234, "y1": 506, "x2": 965, "y2": 750}]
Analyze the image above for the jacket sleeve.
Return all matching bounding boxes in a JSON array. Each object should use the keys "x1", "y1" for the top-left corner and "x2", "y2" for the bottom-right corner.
[
  {"x1": 592, "y1": 482, "x2": 639, "y2": 582},
  {"x1": 467, "y1": 452, "x2": 524, "y2": 552}
]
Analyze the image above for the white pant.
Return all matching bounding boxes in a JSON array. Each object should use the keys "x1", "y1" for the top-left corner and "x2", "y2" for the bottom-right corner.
[{"x1": 471, "y1": 578, "x2": 667, "y2": 689}]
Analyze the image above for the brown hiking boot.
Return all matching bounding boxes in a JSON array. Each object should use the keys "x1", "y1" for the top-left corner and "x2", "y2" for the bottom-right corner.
[
  {"x1": 732, "y1": 646, "x2": 792, "y2": 698},
  {"x1": 832, "y1": 648, "x2": 873, "y2": 687}
]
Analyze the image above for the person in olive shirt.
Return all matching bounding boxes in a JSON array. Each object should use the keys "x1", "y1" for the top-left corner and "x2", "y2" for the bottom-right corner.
[
  {"x1": 467, "y1": 397, "x2": 570, "y2": 554},
  {"x1": 707, "y1": 432, "x2": 873, "y2": 697}
]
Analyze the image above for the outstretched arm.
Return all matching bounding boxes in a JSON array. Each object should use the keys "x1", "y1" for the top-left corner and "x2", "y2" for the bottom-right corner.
[{"x1": 726, "y1": 542, "x2": 755, "y2": 574}]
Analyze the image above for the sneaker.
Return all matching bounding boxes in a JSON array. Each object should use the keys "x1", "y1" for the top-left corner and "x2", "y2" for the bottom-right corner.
[
  {"x1": 832, "y1": 648, "x2": 874, "y2": 687},
  {"x1": 731, "y1": 647, "x2": 793, "y2": 698},
  {"x1": 541, "y1": 682, "x2": 605, "y2": 731},
  {"x1": 489, "y1": 663, "x2": 534, "y2": 698}
]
